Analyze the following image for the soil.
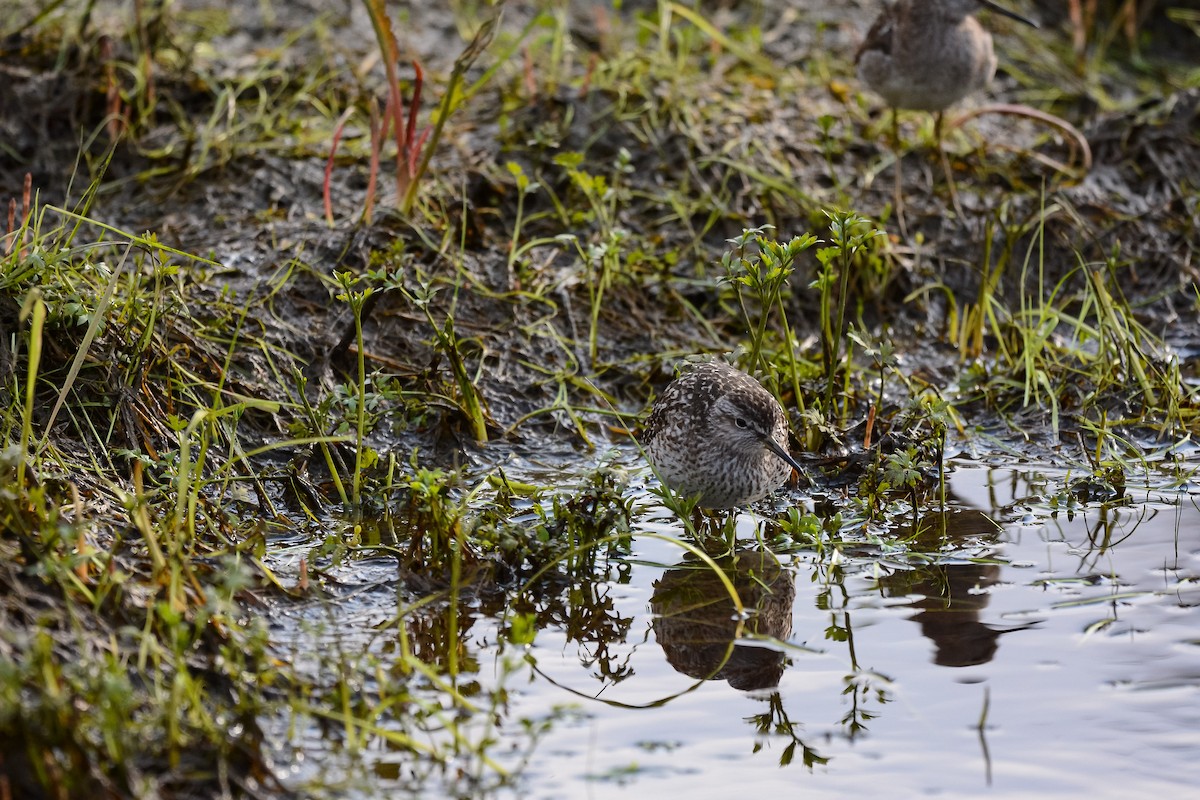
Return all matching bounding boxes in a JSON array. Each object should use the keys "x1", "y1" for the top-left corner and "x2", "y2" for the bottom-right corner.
[
  {"x1": 1, "y1": 2, "x2": 1199, "y2": 796},
  {"x1": 3, "y1": 2, "x2": 1197, "y2": 452}
]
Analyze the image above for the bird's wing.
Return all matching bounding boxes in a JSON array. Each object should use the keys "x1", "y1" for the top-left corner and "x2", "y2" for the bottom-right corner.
[{"x1": 855, "y1": 2, "x2": 897, "y2": 64}]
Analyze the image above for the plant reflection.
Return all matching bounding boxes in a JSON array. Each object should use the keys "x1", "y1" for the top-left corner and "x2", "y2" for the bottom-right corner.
[
  {"x1": 816, "y1": 567, "x2": 892, "y2": 741},
  {"x1": 513, "y1": 576, "x2": 638, "y2": 684},
  {"x1": 747, "y1": 692, "x2": 830, "y2": 768}
]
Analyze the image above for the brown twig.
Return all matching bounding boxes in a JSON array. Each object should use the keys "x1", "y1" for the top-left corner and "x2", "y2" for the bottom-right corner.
[
  {"x1": 951, "y1": 103, "x2": 1093, "y2": 175},
  {"x1": 4, "y1": 173, "x2": 33, "y2": 257}
]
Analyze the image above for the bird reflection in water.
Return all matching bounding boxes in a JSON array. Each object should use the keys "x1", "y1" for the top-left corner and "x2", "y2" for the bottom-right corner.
[
  {"x1": 651, "y1": 548, "x2": 795, "y2": 690},
  {"x1": 651, "y1": 549, "x2": 830, "y2": 767},
  {"x1": 878, "y1": 508, "x2": 1033, "y2": 667}
]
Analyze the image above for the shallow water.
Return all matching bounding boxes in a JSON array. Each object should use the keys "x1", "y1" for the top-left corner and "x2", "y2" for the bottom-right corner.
[{"x1": 265, "y1": 460, "x2": 1200, "y2": 798}]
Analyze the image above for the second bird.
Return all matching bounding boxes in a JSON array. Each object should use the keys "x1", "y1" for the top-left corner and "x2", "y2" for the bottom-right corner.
[
  {"x1": 856, "y1": 0, "x2": 1038, "y2": 219},
  {"x1": 642, "y1": 362, "x2": 803, "y2": 509}
]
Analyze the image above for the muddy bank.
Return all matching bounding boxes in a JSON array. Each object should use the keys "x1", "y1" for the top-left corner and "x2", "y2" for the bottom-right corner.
[{"x1": 1, "y1": 1, "x2": 1199, "y2": 797}]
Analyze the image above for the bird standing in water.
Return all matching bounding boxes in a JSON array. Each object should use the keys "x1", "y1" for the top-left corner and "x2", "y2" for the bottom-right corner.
[
  {"x1": 855, "y1": 0, "x2": 1038, "y2": 227},
  {"x1": 642, "y1": 362, "x2": 803, "y2": 509}
]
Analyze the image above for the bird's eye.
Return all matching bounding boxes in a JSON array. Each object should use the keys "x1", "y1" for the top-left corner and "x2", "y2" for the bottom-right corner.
[{"x1": 735, "y1": 417, "x2": 748, "y2": 429}]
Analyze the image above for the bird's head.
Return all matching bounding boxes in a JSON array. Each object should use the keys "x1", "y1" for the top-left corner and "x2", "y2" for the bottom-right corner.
[{"x1": 710, "y1": 390, "x2": 803, "y2": 473}]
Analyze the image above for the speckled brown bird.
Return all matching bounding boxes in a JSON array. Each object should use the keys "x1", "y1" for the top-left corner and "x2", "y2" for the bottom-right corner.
[
  {"x1": 641, "y1": 362, "x2": 802, "y2": 509},
  {"x1": 855, "y1": 0, "x2": 1038, "y2": 222}
]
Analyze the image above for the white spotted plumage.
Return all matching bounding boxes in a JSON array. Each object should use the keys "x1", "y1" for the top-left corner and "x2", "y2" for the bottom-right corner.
[{"x1": 642, "y1": 362, "x2": 802, "y2": 509}]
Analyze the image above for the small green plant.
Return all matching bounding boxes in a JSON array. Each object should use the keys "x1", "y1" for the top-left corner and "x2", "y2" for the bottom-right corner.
[
  {"x1": 855, "y1": 393, "x2": 953, "y2": 522},
  {"x1": 813, "y1": 211, "x2": 884, "y2": 425},
  {"x1": 548, "y1": 149, "x2": 635, "y2": 369},
  {"x1": 505, "y1": 160, "x2": 542, "y2": 274},
  {"x1": 325, "y1": 259, "x2": 492, "y2": 445},
  {"x1": 846, "y1": 324, "x2": 898, "y2": 435},
  {"x1": 333, "y1": 270, "x2": 375, "y2": 505},
  {"x1": 392, "y1": 277, "x2": 492, "y2": 444},
  {"x1": 720, "y1": 224, "x2": 819, "y2": 400}
]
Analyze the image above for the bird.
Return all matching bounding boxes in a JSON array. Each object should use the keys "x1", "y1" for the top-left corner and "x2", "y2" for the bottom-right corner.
[
  {"x1": 641, "y1": 361, "x2": 803, "y2": 509},
  {"x1": 855, "y1": 0, "x2": 1039, "y2": 226}
]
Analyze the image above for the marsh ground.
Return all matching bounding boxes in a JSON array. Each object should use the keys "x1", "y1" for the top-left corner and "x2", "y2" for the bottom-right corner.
[{"x1": 1, "y1": 1, "x2": 1199, "y2": 797}]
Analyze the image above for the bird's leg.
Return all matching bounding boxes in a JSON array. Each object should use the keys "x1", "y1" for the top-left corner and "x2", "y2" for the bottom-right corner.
[
  {"x1": 892, "y1": 108, "x2": 908, "y2": 237},
  {"x1": 935, "y1": 111, "x2": 966, "y2": 220}
]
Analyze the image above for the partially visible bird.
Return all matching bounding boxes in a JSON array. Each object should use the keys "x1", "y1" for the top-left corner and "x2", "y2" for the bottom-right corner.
[
  {"x1": 855, "y1": 0, "x2": 1038, "y2": 226},
  {"x1": 641, "y1": 361, "x2": 803, "y2": 509}
]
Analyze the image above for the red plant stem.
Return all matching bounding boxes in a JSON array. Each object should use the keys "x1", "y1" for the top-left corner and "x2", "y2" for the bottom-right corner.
[
  {"x1": 1121, "y1": 0, "x2": 1137, "y2": 45},
  {"x1": 4, "y1": 199, "x2": 14, "y2": 255},
  {"x1": 410, "y1": 127, "x2": 431, "y2": 179},
  {"x1": 579, "y1": 52, "x2": 598, "y2": 98},
  {"x1": 99, "y1": 35, "x2": 123, "y2": 140},
  {"x1": 364, "y1": 97, "x2": 384, "y2": 224},
  {"x1": 324, "y1": 108, "x2": 355, "y2": 226},
  {"x1": 405, "y1": 61, "x2": 424, "y2": 177},
  {"x1": 388, "y1": 58, "x2": 407, "y2": 199},
  {"x1": 523, "y1": 46, "x2": 537, "y2": 103},
  {"x1": 592, "y1": 4, "x2": 611, "y2": 45},
  {"x1": 863, "y1": 403, "x2": 876, "y2": 449},
  {"x1": 21, "y1": 173, "x2": 31, "y2": 224}
]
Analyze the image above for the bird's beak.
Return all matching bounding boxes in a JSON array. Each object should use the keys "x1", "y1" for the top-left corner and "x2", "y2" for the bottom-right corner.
[
  {"x1": 976, "y1": 0, "x2": 1039, "y2": 28},
  {"x1": 763, "y1": 437, "x2": 805, "y2": 475}
]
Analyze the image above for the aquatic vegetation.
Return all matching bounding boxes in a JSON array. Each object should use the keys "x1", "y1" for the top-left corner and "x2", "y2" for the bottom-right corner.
[{"x1": 2, "y1": 0, "x2": 1199, "y2": 797}]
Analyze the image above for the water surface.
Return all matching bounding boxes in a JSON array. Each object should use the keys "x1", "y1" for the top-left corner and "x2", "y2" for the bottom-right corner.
[{"x1": 266, "y1": 461, "x2": 1200, "y2": 798}]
